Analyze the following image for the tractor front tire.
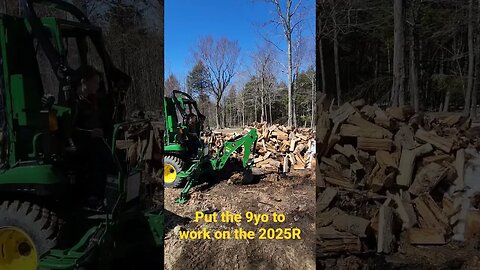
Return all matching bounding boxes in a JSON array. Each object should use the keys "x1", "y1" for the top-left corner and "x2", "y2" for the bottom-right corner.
[
  {"x1": 0, "y1": 200, "x2": 63, "y2": 270},
  {"x1": 164, "y1": 156, "x2": 186, "y2": 188}
]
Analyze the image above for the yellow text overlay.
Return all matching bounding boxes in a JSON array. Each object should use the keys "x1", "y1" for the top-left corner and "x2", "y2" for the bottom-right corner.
[{"x1": 178, "y1": 211, "x2": 302, "y2": 240}]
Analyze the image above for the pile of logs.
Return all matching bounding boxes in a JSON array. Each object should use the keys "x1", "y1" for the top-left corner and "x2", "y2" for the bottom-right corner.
[
  {"x1": 317, "y1": 99, "x2": 480, "y2": 257},
  {"x1": 116, "y1": 120, "x2": 163, "y2": 181},
  {"x1": 206, "y1": 123, "x2": 315, "y2": 173}
]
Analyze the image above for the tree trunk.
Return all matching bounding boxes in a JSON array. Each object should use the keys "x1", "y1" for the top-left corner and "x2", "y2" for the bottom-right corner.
[
  {"x1": 391, "y1": 0, "x2": 406, "y2": 107},
  {"x1": 472, "y1": 0, "x2": 480, "y2": 119},
  {"x1": 242, "y1": 94, "x2": 245, "y2": 127},
  {"x1": 439, "y1": 51, "x2": 450, "y2": 112},
  {"x1": 268, "y1": 87, "x2": 273, "y2": 124},
  {"x1": 333, "y1": 27, "x2": 341, "y2": 105},
  {"x1": 408, "y1": 0, "x2": 419, "y2": 112},
  {"x1": 293, "y1": 70, "x2": 298, "y2": 127},
  {"x1": 215, "y1": 100, "x2": 221, "y2": 129},
  {"x1": 311, "y1": 74, "x2": 315, "y2": 129},
  {"x1": 260, "y1": 82, "x2": 265, "y2": 122},
  {"x1": 318, "y1": 17, "x2": 327, "y2": 94},
  {"x1": 444, "y1": 91, "x2": 451, "y2": 112},
  {"x1": 287, "y1": 34, "x2": 294, "y2": 126},
  {"x1": 254, "y1": 96, "x2": 257, "y2": 123},
  {"x1": 387, "y1": 44, "x2": 391, "y2": 73},
  {"x1": 465, "y1": 0, "x2": 474, "y2": 115}
]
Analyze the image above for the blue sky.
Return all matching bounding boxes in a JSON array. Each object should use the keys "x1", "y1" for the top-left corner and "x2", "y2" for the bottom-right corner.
[{"x1": 165, "y1": 0, "x2": 315, "y2": 85}]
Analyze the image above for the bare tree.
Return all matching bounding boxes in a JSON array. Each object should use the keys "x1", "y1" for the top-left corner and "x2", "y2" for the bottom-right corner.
[
  {"x1": 473, "y1": 0, "x2": 480, "y2": 118},
  {"x1": 465, "y1": 0, "x2": 475, "y2": 115},
  {"x1": 194, "y1": 36, "x2": 240, "y2": 129},
  {"x1": 265, "y1": 0, "x2": 304, "y2": 127},
  {"x1": 252, "y1": 42, "x2": 276, "y2": 123},
  {"x1": 165, "y1": 74, "x2": 181, "y2": 96},
  {"x1": 391, "y1": 0, "x2": 406, "y2": 107},
  {"x1": 408, "y1": 0, "x2": 420, "y2": 112}
]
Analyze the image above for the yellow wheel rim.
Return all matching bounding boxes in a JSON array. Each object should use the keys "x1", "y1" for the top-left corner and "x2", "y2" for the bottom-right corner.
[
  {"x1": 164, "y1": 164, "x2": 177, "y2": 184},
  {"x1": 0, "y1": 227, "x2": 38, "y2": 270}
]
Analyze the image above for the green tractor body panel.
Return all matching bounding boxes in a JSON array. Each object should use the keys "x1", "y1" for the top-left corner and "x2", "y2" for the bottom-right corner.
[
  {"x1": 0, "y1": 164, "x2": 61, "y2": 184},
  {"x1": 0, "y1": 1, "x2": 164, "y2": 269}
]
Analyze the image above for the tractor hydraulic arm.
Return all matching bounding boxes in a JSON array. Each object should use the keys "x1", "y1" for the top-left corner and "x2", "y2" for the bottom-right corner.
[{"x1": 210, "y1": 128, "x2": 258, "y2": 171}]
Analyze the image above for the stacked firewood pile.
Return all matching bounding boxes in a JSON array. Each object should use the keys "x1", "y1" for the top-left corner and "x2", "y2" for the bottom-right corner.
[
  {"x1": 116, "y1": 120, "x2": 163, "y2": 181},
  {"x1": 317, "y1": 99, "x2": 480, "y2": 257},
  {"x1": 205, "y1": 123, "x2": 315, "y2": 173}
]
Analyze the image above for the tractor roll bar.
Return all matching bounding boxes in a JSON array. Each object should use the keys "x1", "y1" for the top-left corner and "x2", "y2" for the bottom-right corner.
[
  {"x1": 20, "y1": 0, "x2": 131, "y2": 103},
  {"x1": 172, "y1": 90, "x2": 206, "y2": 121},
  {"x1": 21, "y1": 0, "x2": 73, "y2": 83}
]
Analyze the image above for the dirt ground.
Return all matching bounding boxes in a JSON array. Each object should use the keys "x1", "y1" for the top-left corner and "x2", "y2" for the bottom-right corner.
[{"x1": 164, "y1": 169, "x2": 316, "y2": 270}]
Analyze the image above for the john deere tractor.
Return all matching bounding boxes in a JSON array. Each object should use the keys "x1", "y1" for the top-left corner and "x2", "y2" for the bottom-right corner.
[
  {"x1": 164, "y1": 90, "x2": 258, "y2": 203},
  {"x1": 0, "y1": 1, "x2": 163, "y2": 269}
]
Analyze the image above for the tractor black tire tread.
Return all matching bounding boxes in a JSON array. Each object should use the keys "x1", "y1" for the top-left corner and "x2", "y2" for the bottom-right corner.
[
  {"x1": 164, "y1": 155, "x2": 186, "y2": 188},
  {"x1": 0, "y1": 200, "x2": 63, "y2": 256}
]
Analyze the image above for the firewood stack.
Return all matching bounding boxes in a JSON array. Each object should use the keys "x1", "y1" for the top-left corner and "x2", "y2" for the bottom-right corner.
[
  {"x1": 116, "y1": 121, "x2": 163, "y2": 182},
  {"x1": 204, "y1": 123, "x2": 315, "y2": 173},
  {"x1": 317, "y1": 99, "x2": 480, "y2": 257}
]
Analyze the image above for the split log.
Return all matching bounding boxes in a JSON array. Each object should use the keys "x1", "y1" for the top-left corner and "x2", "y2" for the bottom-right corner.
[
  {"x1": 374, "y1": 108, "x2": 391, "y2": 128},
  {"x1": 317, "y1": 187, "x2": 338, "y2": 213},
  {"x1": 317, "y1": 227, "x2": 362, "y2": 254},
  {"x1": 330, "y1": 102, "x2": 356, "y2": 124},
  {"x1": 347, "y1": 113, "x2": 393, "y2": 139},
  {"x1": 396, "y1": 143, "x2": 433, "y2": 187},
  {"x1": 332, "y1": 214, "x2": 370, "y2": 237},
  {"x1": 421, "y1": 154, "x2": 453, "y2": 166},
  {"x1": 339, "y1": 124, "x2": 385, "y2": 138},
  {"x1": 331, "y1": 154, "x2": 349, "y2": 167},
  {"x1": 377, "y1": 205, "x2": 395, "y2": 253},
  {"x1": 392, "y1": 192, "x2": 417, "y2": 229},
  {"x1": 409, "y1": 163, "x2": 448, "y2": 196},
  {"x1": 370, "y1": 165, "x2": 396, "y2": 192},
  {"x1": 415, "y1": 128, "x2": 454, "y2": 153},
  {"x1": 334, "y1": 144, "x2": 358, "y2": 160},
  {"x1": 394, "y1": 125, "x2": 417, "y2": 150},
  {"x1": 451, "y1": 149, "x2": 465, "y2": 192},
  {"x1": 375, "y1": 151, "x2": 398, "y2": 168},
  {"x1": 317, "y1": 208, "x2": 346, "y2": 227},
  {"x1": 357, "y1": 137, "x2": 393, "y2": 152},
  {"x1": 283, "y1": 156, "x2": 289, "y2": 173},
  {"x1": 413, "y1": 196, "x2": 447, "y2": 232},
  {"x1": 408, "y1": 228, "x2": 445, "y2": 245},
  {"x1": 351, "y1": 99, "x2": 366, "y2": 108},
  {"x1": 421, "y1": 194, "x2": 449, "y2": 227},
  {"x1": 324, "y1": 177, "x2": 356, "y2": 189},
  {"x1": 360, "y1": 105, "x2": 376, "y2": 119}
]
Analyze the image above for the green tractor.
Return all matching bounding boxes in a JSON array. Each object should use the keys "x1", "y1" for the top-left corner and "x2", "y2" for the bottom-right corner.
[
  {"x1": 0, "y1": 0, "x2": 163, "y2": 269},
  {"x1": 163, "y1": 90, "x2": 258, "y2": 203}
]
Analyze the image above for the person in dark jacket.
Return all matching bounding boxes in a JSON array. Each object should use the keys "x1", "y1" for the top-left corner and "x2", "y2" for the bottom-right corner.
[{"x1": 73, "y1": 65, "x2": 114, "y2": 209}]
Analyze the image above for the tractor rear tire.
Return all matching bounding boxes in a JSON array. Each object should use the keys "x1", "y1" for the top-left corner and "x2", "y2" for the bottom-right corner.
[
  {"x1": 164, "y1": 155, "x2": 186, "y2": 188},
  {"x1": 0, "y1": 200, "x2": 63, "y2": 270}
]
